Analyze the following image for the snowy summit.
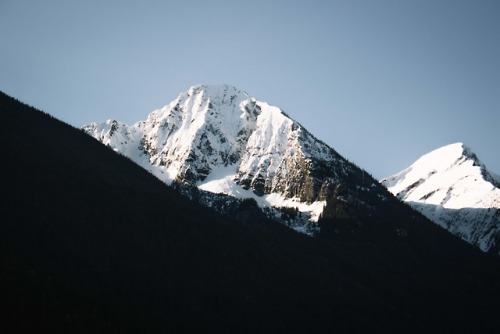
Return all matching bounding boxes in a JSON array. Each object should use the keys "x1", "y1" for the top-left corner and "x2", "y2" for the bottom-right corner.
[
  {"x1": 381, "y1": 143, "x2": 500, "y2": 253},
  {"x1": 83, "y1": 84, "x2": 368, "y2": 227}
]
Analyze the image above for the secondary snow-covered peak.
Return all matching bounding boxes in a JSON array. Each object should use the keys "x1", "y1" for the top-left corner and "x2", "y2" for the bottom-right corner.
[
  {"x1": 381, "y1": 143, "x2": 500, "y2": 253},
  {"x1": 394, "y1": 142, "x2": 465, "y2": 174},
  {"x1": 382, "y1": 142, "x2": 496, "y2": 193},
  {"x1": 381, "y1": 142, "x2": 497, "y2": 203},
  {"x1": 414, "y1": 142, "x2": 485, "y2": 173}
]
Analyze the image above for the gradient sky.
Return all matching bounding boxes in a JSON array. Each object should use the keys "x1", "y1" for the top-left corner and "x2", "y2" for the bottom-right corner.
[{"x1": 1, "y1": 0, "x2": 499, "y2": 179}]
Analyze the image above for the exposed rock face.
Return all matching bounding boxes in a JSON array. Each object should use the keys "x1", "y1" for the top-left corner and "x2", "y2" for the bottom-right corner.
[
  {"x1": 234, "y1": 106, "x2": 348, "y2": 202},
  {"x1": 381, "y1": 143, "x2": 500, "y2": 254}
]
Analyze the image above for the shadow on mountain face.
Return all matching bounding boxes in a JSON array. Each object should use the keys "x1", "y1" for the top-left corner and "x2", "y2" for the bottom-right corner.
[
  {"x1": 407, "y1": 202, "x2": 500, "y2": 255},
  {"x1": 1, "y1": 91, "x2": 500, "y2": 333}
]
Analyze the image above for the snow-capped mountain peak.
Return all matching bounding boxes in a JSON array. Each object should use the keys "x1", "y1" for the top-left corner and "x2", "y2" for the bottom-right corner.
[
  {"x1": 83, "y1": 84, "x2": 372, "y2": 230},
  {"x1": 381, "y1": 143, "x2": 500, "y2": 253},
  {"x1": 137, "y1": 84, "x2": 262, "y2": 181}
]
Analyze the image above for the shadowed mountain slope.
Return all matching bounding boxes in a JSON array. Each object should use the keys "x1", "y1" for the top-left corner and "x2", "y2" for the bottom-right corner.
[{"x1": 1, "y1": 91, "x2": 500, "y2": 333}]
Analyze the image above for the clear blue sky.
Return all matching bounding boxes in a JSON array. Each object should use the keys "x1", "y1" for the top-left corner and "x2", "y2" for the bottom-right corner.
[{"x1": 1, "y1": 0, "x2": 499, "y2": 179}]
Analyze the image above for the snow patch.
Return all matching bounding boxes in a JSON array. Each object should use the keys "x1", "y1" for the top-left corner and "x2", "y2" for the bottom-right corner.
[{"x1": 198, "y1": 164, "x2": 325, "y2": 222}]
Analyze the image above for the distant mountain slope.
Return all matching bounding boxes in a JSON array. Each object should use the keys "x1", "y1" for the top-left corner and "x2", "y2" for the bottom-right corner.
[
  {"x1": 381, "y1": 143, "x2": 500, "y2": 255},
  {"x1": 2, "y1": 91, "x2": 500, "y2": 333}
]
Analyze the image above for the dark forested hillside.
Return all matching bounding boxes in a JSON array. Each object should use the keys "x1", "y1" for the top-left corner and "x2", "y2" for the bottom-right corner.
[{"x1": 1, "y1": 91, "x2": 499, "y2": 333}]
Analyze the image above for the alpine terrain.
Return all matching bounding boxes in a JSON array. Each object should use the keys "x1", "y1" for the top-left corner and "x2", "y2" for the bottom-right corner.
[
  {"x1": 83, "y1": 84, "x2": 386, "y2": 233},
  {"x1": 4, "y1": 90, "x2": 500, "y2": 332},
  {"x1": 381, "y1": 143, "x2": 500, "y2": 255}
]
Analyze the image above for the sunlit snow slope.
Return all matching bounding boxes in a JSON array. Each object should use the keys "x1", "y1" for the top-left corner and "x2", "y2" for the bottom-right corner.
[
  {"x1": 83, "y1": 84, "x2": 363, "y2": 223},
  {"x1": 381, "y1": 143, "x2": 500, "y2": 253}
]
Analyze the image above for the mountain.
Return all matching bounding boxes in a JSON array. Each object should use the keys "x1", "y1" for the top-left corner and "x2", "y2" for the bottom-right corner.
[
  {"x1": 83, "y1": 84, "x2": 387, "y2": 232},
  {"x1": 3, "y1": 91, "x2": 500, "y2": 332},
  {"x1": 381, "y1": 143, "x2": 500, "y2": 255}
]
